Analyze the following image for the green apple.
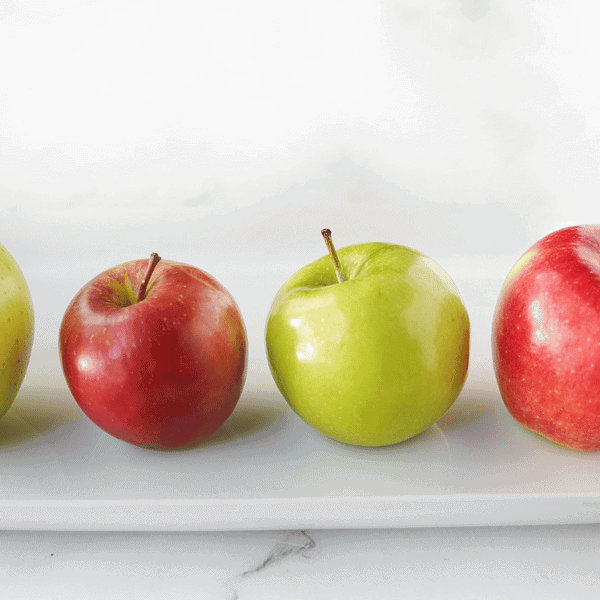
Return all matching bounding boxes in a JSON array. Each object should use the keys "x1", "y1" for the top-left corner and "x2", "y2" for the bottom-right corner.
[
  {"x1": 265, "y1": 230, "x2": 469, "y2": 447},
  {"x1": 0, "y1": 242, "x2": 34, "y2": 421}
]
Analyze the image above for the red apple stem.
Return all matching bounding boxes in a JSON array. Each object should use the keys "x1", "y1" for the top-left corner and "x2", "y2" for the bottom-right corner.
[
  {"x1": 321, "y1": 229, "x2": 345, "y2": 283},
  {"x1": 137, "y1": 253, "x2": 161, "y2": 302}
]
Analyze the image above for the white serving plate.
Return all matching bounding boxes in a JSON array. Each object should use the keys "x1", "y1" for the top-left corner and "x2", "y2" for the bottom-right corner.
[
  {"x1": 3, "y1": 371, "x2": 600, "y2": 531},
  {"x1": 2, "y1": 257, "x2": 600, "y2": 532}
]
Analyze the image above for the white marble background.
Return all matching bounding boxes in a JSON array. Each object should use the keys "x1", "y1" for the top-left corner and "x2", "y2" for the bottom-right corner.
[
  {"x1": 2, "y1": 0, "x2": 599, "y2": 248},
  {"x1": 3, "y1": 1, "x2": 600, "y2": 597},
  {"x1": 4, "y1": 0, "x2": 600, "y2": 376},
  {"x1": 1, "y1": 525, "x2": 600, "y2": 599}
]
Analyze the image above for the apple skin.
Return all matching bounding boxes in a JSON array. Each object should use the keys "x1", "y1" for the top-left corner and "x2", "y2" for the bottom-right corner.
[
  {"x1": 492, "y1": 225, "x2": 600, "y2": 451},
  {"x1": 265, "y1": 242, "x2": 470, "y2": 447},
  {"x1": 0, "y1": 243, "x2": 34, "y2": 421},
  {"x1": 59, "y1": 257, "x2": 247, "y2": 450}
]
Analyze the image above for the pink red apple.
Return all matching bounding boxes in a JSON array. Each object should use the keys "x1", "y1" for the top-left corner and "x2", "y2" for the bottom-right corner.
[
  {"x1": 59, "y1": 254, "x2": 247, "y2": 450},
  {"x1": 492, "y1": 225, "x2": 600, "y2": 451}
]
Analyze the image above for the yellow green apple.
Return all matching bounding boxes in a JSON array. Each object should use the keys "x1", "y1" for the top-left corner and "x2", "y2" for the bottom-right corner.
[
  {"x1": 0, "y1": 242, "x2": 34, "y2": 421},
  {"x1": 265, "y1": 230, "x2": 469, "y2": 447}
]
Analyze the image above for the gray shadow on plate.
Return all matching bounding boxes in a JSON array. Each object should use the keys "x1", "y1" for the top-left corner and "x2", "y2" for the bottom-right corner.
[
  {"x1": 0, "y1": 386, "x2": 79, "y2": 449},
  {"x1": 203, "y1": 394, "x2": 289, "y2": 448},
  {"x1": 436, "y1": 386, "x2": 498, "y2": 434},
  {"x1": 148, "y1": 388, "x2": 290, "y2": 454}
]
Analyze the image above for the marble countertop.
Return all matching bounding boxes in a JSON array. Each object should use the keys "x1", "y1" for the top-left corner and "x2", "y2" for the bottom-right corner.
[{"x1": 2, "y1": 525, "x2": 600, "y2": 599}]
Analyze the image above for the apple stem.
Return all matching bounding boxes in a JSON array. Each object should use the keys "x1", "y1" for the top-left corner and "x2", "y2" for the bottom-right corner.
[
  {"x1": 321, "y1": 229, "x2": 345, "y2": 283},
  {"x1": 137, "y1": 253, "x2": 161, "y2": 302}
]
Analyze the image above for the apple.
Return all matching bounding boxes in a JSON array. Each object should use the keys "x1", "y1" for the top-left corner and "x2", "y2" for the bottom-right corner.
[
  {"x1": 59, "y1": 253, "x2": 247, "y2": 450},
  {"x1": 492, "y1": 224, "x2": 600, "y2": 451},
  {"x1": 265, "y1": 229, "x2": 470, "y2": 447},
  {"x1": 0, "y1": 242, "x2": 34, "y2": 421}
]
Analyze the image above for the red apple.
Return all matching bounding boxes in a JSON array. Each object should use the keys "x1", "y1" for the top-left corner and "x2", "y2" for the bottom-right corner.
[
  {"x1": 492, "y1": 225, "x2": 600, "y2": 451},
  {"x1": 59, "y1": 253, "x2": 247, "y2": 450}
]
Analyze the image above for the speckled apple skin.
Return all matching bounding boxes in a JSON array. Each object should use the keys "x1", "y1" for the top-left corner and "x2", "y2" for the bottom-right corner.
[
  {"x1": 266, "y1": 242, "x2": 470, "y2": 447},
  {"x1": 492, "y1": 225, "x2": 600, "y2": 451},
  {"x1": 60, "y1": 259, "x2": 247, "y2": 450}
]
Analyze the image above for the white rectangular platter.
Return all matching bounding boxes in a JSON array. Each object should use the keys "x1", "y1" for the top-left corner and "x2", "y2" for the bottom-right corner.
[
  {"x1": 3, "y1": 373, "x2": 600, "y2": 531},
  {"x1": 2, "y1": 259, "x2": 600, "y2": 531}
]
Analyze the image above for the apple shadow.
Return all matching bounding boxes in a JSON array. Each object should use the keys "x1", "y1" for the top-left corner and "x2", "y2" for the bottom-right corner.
[
  {"x1": 313, "y1": 385, "x2": 501, "y2": 455},
  {"x1": 0, "y1": 386, "x2": 79, "y2": 449},
  {"x1": 436, "y1": 385, "x2": 500, "y2": 434},
  {"x1": 204, "y1": 397, "x2": 288, "y2": 448},
  {"x1": 432, "y1": 382, "x2": 545, "y2": 468},
  {"x1": 152, "y1": 389, "x2": 290, "y2": 454}
]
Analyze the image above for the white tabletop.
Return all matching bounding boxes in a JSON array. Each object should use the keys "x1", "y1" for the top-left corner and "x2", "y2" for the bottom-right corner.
[{"x1": 1, "y1": 525, "x2": 600, "y2": 599}]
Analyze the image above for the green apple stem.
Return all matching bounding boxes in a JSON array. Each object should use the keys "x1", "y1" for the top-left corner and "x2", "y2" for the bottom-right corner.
[
  {"x1": 321, "y1": 229, "x2": 345, "y2": 283},
  {"x1": 137, "y1": 253, "x2": 161, "y2": 302}
]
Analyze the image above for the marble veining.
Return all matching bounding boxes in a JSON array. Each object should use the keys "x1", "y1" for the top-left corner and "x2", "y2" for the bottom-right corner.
[
  {"x1": 223, "y1": 531, "x2": 318, "y2": 599},
  {"x1": 239, "y1": 530, "x2": 317, "y2": 578},
  {"x1": 2, "y1": 526, "x2": 600, "y2": 598}
]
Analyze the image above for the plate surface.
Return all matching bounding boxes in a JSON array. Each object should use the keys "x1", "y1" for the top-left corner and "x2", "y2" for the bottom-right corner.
[{"x1": 2, "y1": 261, "x2": 600, "y2": 531}]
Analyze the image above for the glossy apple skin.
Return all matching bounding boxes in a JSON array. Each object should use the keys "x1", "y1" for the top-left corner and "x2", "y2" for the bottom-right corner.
[
  {"x1": 265, "y1": 242, "x2": 470, "y2": 447},
  {"x1": 60, "y1": 259, "x2": 247, "y2": 450},
  {"x1": 492, "y1": 225, "x2": 600, "y2": 451},
  {"x1": 0, "y1": 243, "x2": 34, "y2": 420}
]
